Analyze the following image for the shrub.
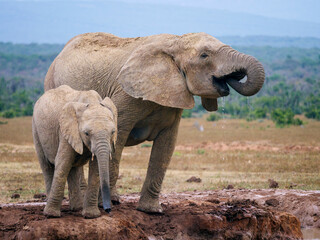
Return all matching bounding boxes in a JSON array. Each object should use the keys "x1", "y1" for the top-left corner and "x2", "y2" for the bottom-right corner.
[
  {"x1": 292, "y1": 118, "x2": 303, "y2": 126},
  {"x1": 305, "y1": 108, "x2": 320, "y2": 120},
  {"x1": 2, "y1": 109, "x2": 16, "y2": 118},
  {"x1": 253, "y1": 108, "x2": 267, "y2": 119},
  {"x1": 206, "y1": 113, "x2": 221, "y2": 121},
  {"x1": 197, "y1": 149, "x2": 205, "y2": 155},
  {"x1": 182, "y1": 109, "x2": 192, "y2": 118},
  {"x1": 271, "y1": 108, "x2": 303, "y2": 127},
  {"x1": 246, "y1": 108, "x2": 267, "y2": 121},
  {"x1": 304, "y1": 95, "x2": 320, "y2": 120},
  {"x1": 141, "y1": 143, "x2": 152, "y2": 148}
]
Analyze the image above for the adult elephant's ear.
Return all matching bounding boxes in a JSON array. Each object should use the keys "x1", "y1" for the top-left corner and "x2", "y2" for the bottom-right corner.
[
  {"x1": 201, "y1": 97, "x2": 218, "y2": 111},
  {"x1": 59, "y1": 102, "x2": 86, "y2": 155},
  {"x1": 117, "y1": 38, "x2": 194, "y2": 109}
]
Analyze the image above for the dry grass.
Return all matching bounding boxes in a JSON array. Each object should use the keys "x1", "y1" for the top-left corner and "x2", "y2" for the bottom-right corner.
[
  {"x1": 0, "y1": 116, "x2": 319, "y2": 203},
  {"x1": 0, "y1": 117, "x2": 33, "y2": 145}
]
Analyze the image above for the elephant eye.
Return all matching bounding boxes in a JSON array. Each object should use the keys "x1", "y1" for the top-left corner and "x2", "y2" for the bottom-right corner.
[
  {"x1": 200, "y1": 53, "x2": 209, "y2": 59},
  {"x1": 85, "y1": 131, "x2": 89, "y2": 136}
]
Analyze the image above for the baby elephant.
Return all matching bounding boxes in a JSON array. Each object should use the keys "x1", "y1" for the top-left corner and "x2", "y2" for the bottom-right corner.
[{"x1": 32, "y1": 85, "x2": 117, "y2": 218}]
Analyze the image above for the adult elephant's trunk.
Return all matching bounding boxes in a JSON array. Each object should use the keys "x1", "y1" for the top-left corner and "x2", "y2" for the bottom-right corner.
[
  {"x1": 217, "y1": 47, "x2": 265, "y2": 96},
  {"x1": 95, "y1": 142, "x2": 112, "y2": 212}
]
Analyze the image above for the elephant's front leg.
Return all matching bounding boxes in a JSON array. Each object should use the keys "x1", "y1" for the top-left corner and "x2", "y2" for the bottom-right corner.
[
  {"x1": 82, "y1": 157, "x2": 101, "y2": 218},
  {"x1": 109, "y1": 142, "x2": 126, "y2": 204},
  {"x1": 137, "y1": 113, "x2": 182, "y2": 213},
  {"x1": 109, "y1": 119, "x2": 137, "y2": 204},
  {"x1": 44, "y1": 142, "x2": 75, "y2": 217}
]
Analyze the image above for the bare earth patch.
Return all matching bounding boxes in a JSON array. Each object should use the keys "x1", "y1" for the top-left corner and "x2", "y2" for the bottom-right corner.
[
  {"x1": 2, "y1": 189, "x2": 320, "y2": 239},
  {"x1": 175, "y1": 140, "x2": 320, "y2": 152}
]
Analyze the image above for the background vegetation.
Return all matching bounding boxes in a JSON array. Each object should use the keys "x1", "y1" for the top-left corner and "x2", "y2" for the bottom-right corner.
[{"x1": 0, "y1": 39, "x2": 319, "y2": 126}]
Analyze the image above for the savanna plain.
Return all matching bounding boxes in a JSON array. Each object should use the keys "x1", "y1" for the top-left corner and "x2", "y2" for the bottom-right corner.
[{"x1": 0, "y1": 115, "x2": 319, "y2": 203}]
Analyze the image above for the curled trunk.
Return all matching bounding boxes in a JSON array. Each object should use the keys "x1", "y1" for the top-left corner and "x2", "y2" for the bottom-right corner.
[{"x1": 217, "y1": 47, "x2": 265, "y2": 96}]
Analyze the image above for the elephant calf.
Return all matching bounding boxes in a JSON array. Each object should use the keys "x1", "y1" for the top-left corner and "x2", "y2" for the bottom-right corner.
[{"x1": 32, "y1": 85, "x2": 117, "y2": 218}]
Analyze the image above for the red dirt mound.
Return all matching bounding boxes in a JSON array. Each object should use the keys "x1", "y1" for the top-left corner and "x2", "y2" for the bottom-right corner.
[{"x1": 0, "y1": 190, "x2": 304, "y2": 240}]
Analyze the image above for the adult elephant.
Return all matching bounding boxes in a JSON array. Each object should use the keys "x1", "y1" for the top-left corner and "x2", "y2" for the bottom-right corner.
[{"x1": 45, "y1": 32, "x2": 265, "y2": 213}]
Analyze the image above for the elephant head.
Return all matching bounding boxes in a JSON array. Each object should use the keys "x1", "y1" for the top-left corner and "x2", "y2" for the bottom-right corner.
[
  {"x1": 117, "y1": 33, "x2": 265, "y2": 111},
  {"x1": 59, "y1": 97, "x2": 117, "y2": 212}
]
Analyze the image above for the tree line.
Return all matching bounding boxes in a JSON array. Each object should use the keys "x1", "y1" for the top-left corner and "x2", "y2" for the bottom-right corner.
[{"x1": 0, "y1": 42, "x2": 319, "y2": 127}]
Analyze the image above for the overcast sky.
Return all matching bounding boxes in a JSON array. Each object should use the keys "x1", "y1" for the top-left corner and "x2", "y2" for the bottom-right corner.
[
  {"x1": 1, "y1": 0, "x2": 319, "y2": 43},
  {"x1": 118, "y1": 0, "x2": 320, "y2": 23},
  {"x1": 3, "y1": 0, "x2": 318, "y2": 23}
]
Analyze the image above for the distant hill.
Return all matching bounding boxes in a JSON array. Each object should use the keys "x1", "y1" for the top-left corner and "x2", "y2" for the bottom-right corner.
[
  {"x1": 1, "y1": 35, "x2": 319, "y2": 57},
  {"x1": 219, "y1": 36, "x2": 320, "y2": 49},
  {"x1": 0, "y1": 43, "x2": 64, "y2": 56},
  {"x1": 1, "y1": 1, "x2": 320, "y2": 43}
]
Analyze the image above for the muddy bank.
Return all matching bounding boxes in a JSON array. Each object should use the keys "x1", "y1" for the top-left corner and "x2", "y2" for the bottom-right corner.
[
  {"x1": 201, "y1": 189, "x2": 320, "y2": 229},
  {"x1": 0, "y1": 189, "x2": 310, "y2": 239}
]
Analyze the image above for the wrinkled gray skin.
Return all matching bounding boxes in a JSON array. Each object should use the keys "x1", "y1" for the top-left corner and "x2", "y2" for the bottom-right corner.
[
  {"x1": 32, "y1": 85, "x2": 117, "y2": 218},
  {"x1": 44, "y1": 32, "x2": 265, "y2": 213}
]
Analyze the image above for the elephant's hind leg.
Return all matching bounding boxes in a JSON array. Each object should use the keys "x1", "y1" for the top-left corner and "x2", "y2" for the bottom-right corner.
[
  {"x1": 40, "y1": 159, "x2": 54, "y2": 198},
  {"x1": 33, "y1": 127, "x2": 54, "y2": 196},
  {"x1": 109, "y1": 142, "x2": 125, "y2": 204},
  {"x1": 67, "y1": 167, "x2": 84, "y2": 211}
]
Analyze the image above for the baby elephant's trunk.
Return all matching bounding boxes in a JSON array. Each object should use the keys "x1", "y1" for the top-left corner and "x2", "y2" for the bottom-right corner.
[{"x1": 96, "y1": 147, "x2": 112, "y2": 212}]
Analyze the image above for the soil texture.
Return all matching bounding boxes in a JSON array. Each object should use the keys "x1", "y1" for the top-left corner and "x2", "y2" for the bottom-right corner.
[{"x1": 0, "y1": 189, "x2": 315, "y2": 239}]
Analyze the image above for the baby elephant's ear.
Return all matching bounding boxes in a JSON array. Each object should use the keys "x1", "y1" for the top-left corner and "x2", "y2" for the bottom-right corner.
[
  {"x1": 100, "y1": 97, "x2": 118, "y2": 123},
  {"x1": 59, "y1": 102, "x2": 87, "y2": 155}
]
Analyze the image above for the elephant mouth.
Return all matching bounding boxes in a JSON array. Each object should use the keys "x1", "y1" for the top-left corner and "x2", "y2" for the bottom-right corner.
[
  {"x1": 212, "y1": 76, "x2": 230, "y2": 96},
  {"x1": 212, "y1": 69, "x2": 247, "y2": 97}
]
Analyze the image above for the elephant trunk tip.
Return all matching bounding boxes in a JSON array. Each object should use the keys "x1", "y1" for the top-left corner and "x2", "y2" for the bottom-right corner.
[{"x1": 101, "y1": 181, "x2": 112, "y2": 212}]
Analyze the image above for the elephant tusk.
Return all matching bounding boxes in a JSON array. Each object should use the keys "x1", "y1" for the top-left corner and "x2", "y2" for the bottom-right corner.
[{"x1": 91, "y1": 153, "x2": 95, "y2": 161}]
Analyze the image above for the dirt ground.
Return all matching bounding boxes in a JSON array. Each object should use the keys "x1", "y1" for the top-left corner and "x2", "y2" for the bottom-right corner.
[
  {"x1": 1, "y1": 117, "x2": 319, "y2": 239},
  {"x1": 2, "y1": 189, "x2": 319, "y2": 239}
]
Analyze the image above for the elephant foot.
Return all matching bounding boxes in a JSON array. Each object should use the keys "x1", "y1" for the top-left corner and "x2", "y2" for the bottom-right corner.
[
  {"x1": 82, "y1": 206, "x2": 101, "y2": 219},
  {"x1": 111, "y1": 188, "x2": 121, "y2": 205},
  {"x1": 69, "y1": 197, "x2": 83, "y2": 211},
  {"x1": 44, "y1": 205, "x2": 61, "y2": 218},
  {"x1": 69, "y1": 203, "x2": 83, "y2": 212},
  {"x1": 137, "y1": 194, "x2": 163, "y2": 214}
]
